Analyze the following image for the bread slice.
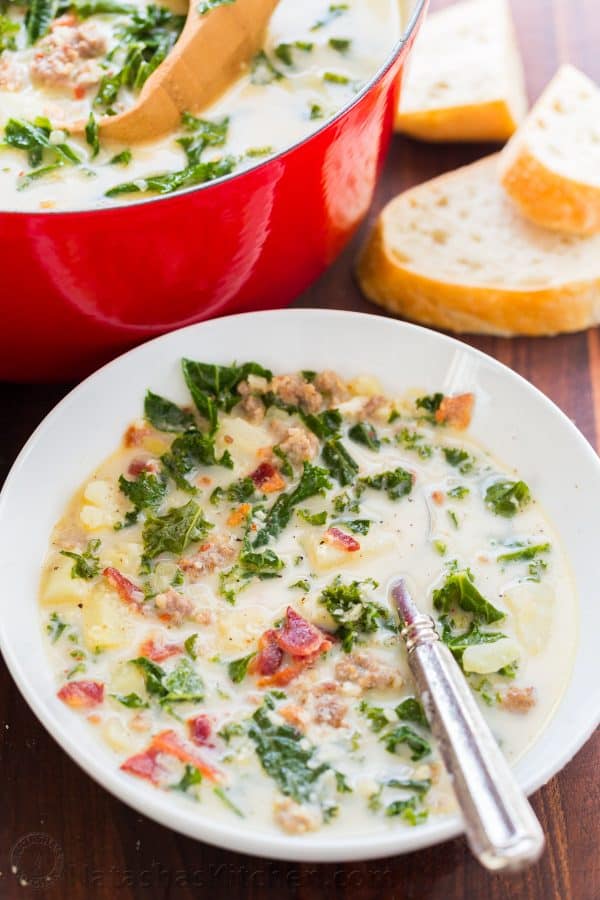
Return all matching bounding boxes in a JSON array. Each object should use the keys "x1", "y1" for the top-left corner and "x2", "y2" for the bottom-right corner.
[
  {"x1": 499, "y1": 65, "x2": 600, "y2": 235},
  {"x1": 396, "y1": 0, "x2": 527, "y2": 143},
  {"x1": 356, "y1": 155, "x2": 600, "y2": 336}
]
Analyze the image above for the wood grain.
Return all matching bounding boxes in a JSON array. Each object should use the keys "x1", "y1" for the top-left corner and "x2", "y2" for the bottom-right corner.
[{"x1": 0, "y1": 1, "x2": 598, "y2": 897}]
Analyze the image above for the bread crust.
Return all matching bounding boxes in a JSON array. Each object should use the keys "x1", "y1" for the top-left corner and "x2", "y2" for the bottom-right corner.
[
  {"x1": 500, "y1": 143, "x2": 600, "y2": 237},
  {"x1": 356, "y1": 215, "x2": 600, "y2": 338},
  {"x1": 396, "y1": 99, "x2": 519, "y2": 143}
]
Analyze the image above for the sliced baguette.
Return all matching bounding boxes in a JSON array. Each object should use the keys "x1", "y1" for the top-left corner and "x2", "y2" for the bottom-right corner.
[
  {"x1": 396, "y1": 0, "x2": 528, "y2": 143},
  {"x1": 356, "y1": 155, "x2": 600, "y2": 336},
  {"x1": 499, "y1": 65, "x2": 600, "y2": 236}
]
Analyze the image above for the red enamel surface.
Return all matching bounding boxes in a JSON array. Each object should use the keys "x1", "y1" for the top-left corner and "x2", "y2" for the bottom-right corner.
[{"x1": 0, "y1": 3, "x2": 427, "y2": 381}]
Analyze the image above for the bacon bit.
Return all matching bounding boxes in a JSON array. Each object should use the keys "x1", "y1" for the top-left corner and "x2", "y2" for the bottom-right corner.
[
  {"x1": 151, "y1": 730, "x2": 222, "y2": 782},
  {"x1": 103, "y1": 566, "x2": 144, "y2": 609},
  {"x1": 52, "y1": 13, "x2": 77, "y2": 28},
  {"x1": 323, "y1": 527, "x2": 361, "y2": 552},
  {"x1": 198, "y1": 476, "x2": 212, "y2": 486},
  {"x1": 128, "y1": 457, "x2": 159, "y2": 477},
  {"x1": 431, "y1": 490, "x2": 445, "y2": 506},
  {"x1": 124, "y1": 422, "x2": 151, "y2": 447},
  {"x1": 257, "y1": 446, "x2": 273, "y2": 459},
  {"x1": 87, "y1": 714, "x2": 101, "y2": 725},
  {"x1": 40, "y1": 200, "x2": 56, "y2": 210},
  {"x1": 276, "y1": 607, "x2": 327, "y2": 657},
  {"x1": 227, "y1": 503, "x2": 252, "y2": 527},
  {"x1": 224, "y1": 435, "x2": 234, "y2": 445},
  {"x1": 249, "y1": 461, "x2": 285, "y2": 493},
  {"x1": 138, "y1": 637, "x2": 182, "y2": 663},
  {"x1": 58, "y1": 680, "x2": 104, "y2": 708},
  {"x1": 249, "y1": 629, "x2": 284, "y2": 676},
  {"x1": 279, "y1": 705, "x2": 308, "y2": 729},
  {"x1": 188, "y1": 714, "x2": 213, "y2": 747},
  {"x1": 257, "y1": 643, "x2": 331, "y2": 688},
  {"x1": 73, "y1": 83, "x2": 86, "y2": 99},
  {"x1": 435, "y1": 393, "x2": 475, "y2": 429},
  {"x1": 121, "y1": 745, "x2": 162, "y2": 783}
]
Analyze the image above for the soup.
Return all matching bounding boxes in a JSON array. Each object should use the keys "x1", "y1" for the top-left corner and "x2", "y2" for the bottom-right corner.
[
  {"x1": 0, "y1": 0, "x2": 403, "y2": 210},
  {"x1": 39, "y1": 361, "x2": 576, "y2": 836}
]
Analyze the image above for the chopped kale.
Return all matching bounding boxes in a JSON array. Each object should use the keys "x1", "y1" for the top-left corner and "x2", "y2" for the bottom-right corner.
[
  {"x1": 497, "y1": 542, "x2": 550, "y2": 563},
  {"x1": 74, "y1": 0, "x2": 136, "y2": 15},
  {"x1": 447, "y1": 485, "x2": 469, "y2": 499},
  {"x1": 218, "y1": 722, "x2": 244, "y2": 743},
  {"x1": 177, "y1": 113, "x2": 229, "y2": 166},
  {"x1": 85, "y1": 113, "x2": 100, "y2": 159},
  {"x1": 213, "y1": 786, "x2": 244, "y2": 816},
  {"x1": 440, "y1": 617, "x2": 506, "y2": 667},
  {"x1": 311, "y1": 3, "x2": 348, "y2": 31},
  {"x1": 131, "y1": 656, "x2": 204, "y2": 703},
  {"x1": 273, "y1": 445, "x2": 293, "y2": 477},
  {"x1": 219, "y1": 535, "x2": 284, "y2": 603},
  {"x1": 337, "y1": 518, "x2": 371, "y2": 535},
  {"x1": 109, "y1": 149, "x2": 133, "y2": 166},
  {"x1": 380, "y1": 726, "x2": 431, "y2": 761},
  {"x1": 60, "y1": 539, "x2": 101, "y2": 580},
  {"x1": 227, "y1": 652, "x2": 257, "y2": 684},
  {"x1": 395, "y1": 697, "x2": 428, "y2": 728},
  {"x1": 274, "y1": 40, "x2": 313, "y2": 65},
  {"x1": 329, "y1": 37, "x2": 351, "y2": 52},
  {"x1": 433, "y1": 540, "x2": 447, "y2": 556},
  {"x1": 416, "y1": 393, "x2": 444, "y2": 416},
  {"x1": 252, "y1": 462, "x2": 331, "y2": 548},
  {"x1": 348, "y1": 422, "x2": 381, "y2": 451},
  {"x1": 322, "y1": 438, "x2": 358, "y2": 485},
  {"x1": 161, "y1": 429, "x2": 233, "y2": 491},
  {"x1": 442, "y1": 447, "x2": 474, "y2": 473},
  {"x1": 385, "y1": 796, "x2": 428, "y2": 825},
  {"x1": 172, "y1": 764, "x2": 202, "y2": 793},
  {"x1": 301, "y1": 408, "x2": 343, "y2": 440},
  {"x1": 25, "y1": 0, "x2": 57, "y2": 43},
  {"x1": 211, "y1": 476, "x2": 256, "y2": 505},
  {"x1": 5, "y1": 117, "x2": 81, "y2": 169},
  {"x1": 396, "y1": 429, "x2": 432, "y2": 459},
  {"x1": 485, "y1": 479, "x2": 531, "y2": 517},
  {"x1": 358, "y1": 700, "x2": 390, "y2": 733},
  {"x1": 181, "y1": 359, "x2": 271, "y2": 432},
  {"x1": 46, "y1": 612, "x2": 68, "y2": 643},
  {"x1": 250, "y1": 50, "x2": 284, "y2": 85},
  {"x1": 323, "y1": 71, "x2": 349, "y2": 84},
  {"x1": 332, "y1": 491, "x2": 360, "y2": 515},
  {"x1": 447, "y1": 509, "x2": 459, "y2": 530},
  {"x1": 289, "y1": 578, "x2": 310, "y2": 591},
  {"x1": 357, "y1": 467, "x2": 413, "y2": 501},
  {"x1": 142, "y1": 500, "x2": 213, "y2": 566},
  {"x1": 197, "y1": 0, "x2": 234, "y2": 14},
  {"x1": 297, "y1": 508, "x2": 327, "y2": 526},
  {"x1": 118, "y1": 470, "x2": 167, "y2": 525},
  {"x1": 105, "y1": 157, "x2": 235, "y2": 197},
  {"x1": 248, "y1": 696, "x2": 330, "y2": 803},
  {"x1": 319, "y1": 576, "x2": 387, "y2": 651},
  {"x1": 433, "y1": 570, "x2": 504, "y2": 624},
  {"x1": 144, "y1": 390, "x2": 195, "y2": 432},
  {"x1": 111, "y1": 692, "x2": 148, "y2": 708},
  {"x1": 309, "y1": 102, "x2": 324, "y2": 119},
  {"x1": 184, "y1": 633, "x2": 198, "y2": 659},
  {"x1": 0, "y1": 13, "x2": 18, "y2": 52}
]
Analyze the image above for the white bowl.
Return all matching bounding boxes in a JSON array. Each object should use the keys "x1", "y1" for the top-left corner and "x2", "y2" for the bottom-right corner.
[{"x1": 1, "y1": 309, "x2": 599, "y2": 862}]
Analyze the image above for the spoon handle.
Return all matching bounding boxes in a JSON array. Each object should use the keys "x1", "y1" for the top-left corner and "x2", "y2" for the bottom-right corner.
[{"x1": 391, "y1": 580, "x2": 545, "y2": 872}]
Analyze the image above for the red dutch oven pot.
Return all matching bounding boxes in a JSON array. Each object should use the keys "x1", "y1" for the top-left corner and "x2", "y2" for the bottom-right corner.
[{"x1": 0, "y1": 0, "x2": 427, "y2": 382}]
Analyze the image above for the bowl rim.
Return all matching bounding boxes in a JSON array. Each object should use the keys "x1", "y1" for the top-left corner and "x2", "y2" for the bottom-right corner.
[
  {"x1": 2, "y1": 307, "x2": 599, "y2": 863},
  {"x1": 0, "y1": 0, "x2": 428, "y2": 219}
]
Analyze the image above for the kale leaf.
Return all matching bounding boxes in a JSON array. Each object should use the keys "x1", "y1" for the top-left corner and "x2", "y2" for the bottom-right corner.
[
  {"x1": 497, "y1": 542, "x2": 550, "y2": 563},
  {"x1": 440, "y1": 618, "x2": 506, "y2": 668},
  {"x1": 380, "y1": 725, "x2": 431, "y2": 761},
  {"x1": 322, "y1": 438, "x2": 358, "y2": 485},
  {"x1": 252, "y1": 462, "x2": 331, "y2": 548},
  {"x1": 60, "y1": 539, "x2": 101, "y2": 580},
  {"x1": 432, "y1": 570, "x2": 504, "y2": 624},
  {"x1": 197, "y1": 0, "x2": 235, "y2": 14},
  {"x1": 485, "y1": 480, "x2": 531, "y2": 517},
  {"x1": 142, "y1": 500, "x2": 212, "y2": 565},
  {"x1": 131, "y1": 656, "x2": 204, "y2": 703},
  {"x1": 348, "y1": 422, "x2": 381, "y2": 451},
  {"x1": 181, "y1": 359, "x2": 272, "y2": 432},
  {"x1": 177, "y1": 113, "x2": 229, "y2": 166},
  {"x1": 105, "y1": 157, "x2": 235, "y2": 197},
  {"x1": 118, "y1": 471, "x2": 167, "y2": 525},
  {"x1": 144, "y1": 390, "x2": 195, "y2": 432},
  {"x1": 227, "y1": 652, "x2": 257, "y2": 684},
  {"x1": 357, "y1": 467, "x2": 413, "y2": 501},
  {"x1": 319, "y1": 576, "x2": 388, "y2": 651},
  {"x1": 161, "y1": 429, "x2": 233, "y2": 492},
  {"x1": 395, "y1": 697, "x2": 428, "y2": 728}
]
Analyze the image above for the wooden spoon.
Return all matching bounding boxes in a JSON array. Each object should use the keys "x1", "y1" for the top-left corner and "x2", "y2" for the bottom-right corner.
[{"x1": 80, "y1": 0, "x2": 279, "y2": 143}]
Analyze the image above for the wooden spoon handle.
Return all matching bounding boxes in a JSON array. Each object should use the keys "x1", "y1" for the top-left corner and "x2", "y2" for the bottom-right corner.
[{"x1": 98, "y1": 0, "x2": 279, "y2": 142}]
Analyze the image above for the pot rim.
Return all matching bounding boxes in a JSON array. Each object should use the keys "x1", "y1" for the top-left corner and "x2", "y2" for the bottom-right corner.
[{"x1": 0, "y1": 0, "x2": 427, "y2": 219}]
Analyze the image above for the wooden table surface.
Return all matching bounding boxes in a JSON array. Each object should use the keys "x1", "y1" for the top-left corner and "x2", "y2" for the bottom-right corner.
[{"x1": 1, "y1": 1, "x2": 599, "y2": 897}]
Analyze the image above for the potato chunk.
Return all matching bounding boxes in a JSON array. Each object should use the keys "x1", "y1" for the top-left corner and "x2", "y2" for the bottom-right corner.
[
  {"x1": 82, "y1": 584, "x2": 132, "y2": 650},
  {"x1": 462, "y1": 637, "x2": 520, "y2": 674},
  {"x1": 503, "y1": 581, "x2": 554, "y2": 655},
  {"x1": 80, "y1": 479, "x2": 121, "y2": 531},
  {"x1": 40, "y1": 555, "x2": 90, "y2": 607},
  {"x1": 216, "y1": 605, "x2": 273, "y2": 654},
  {"x1": 300, "y1": 530, "x2": 396, "y2": 574}
]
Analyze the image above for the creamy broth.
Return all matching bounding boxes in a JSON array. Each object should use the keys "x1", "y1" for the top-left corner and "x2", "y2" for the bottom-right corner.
[
  {"x1": 39, "y1": 363, "x2": 576, "y2": 837},
  {"x1": 0, "y1": 0, "x2": 403, "y2": 210}
]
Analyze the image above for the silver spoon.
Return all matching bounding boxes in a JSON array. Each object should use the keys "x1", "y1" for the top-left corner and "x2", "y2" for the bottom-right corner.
[{"x1": 391, "y1": 578, "x2": 545, "y2": 872}]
